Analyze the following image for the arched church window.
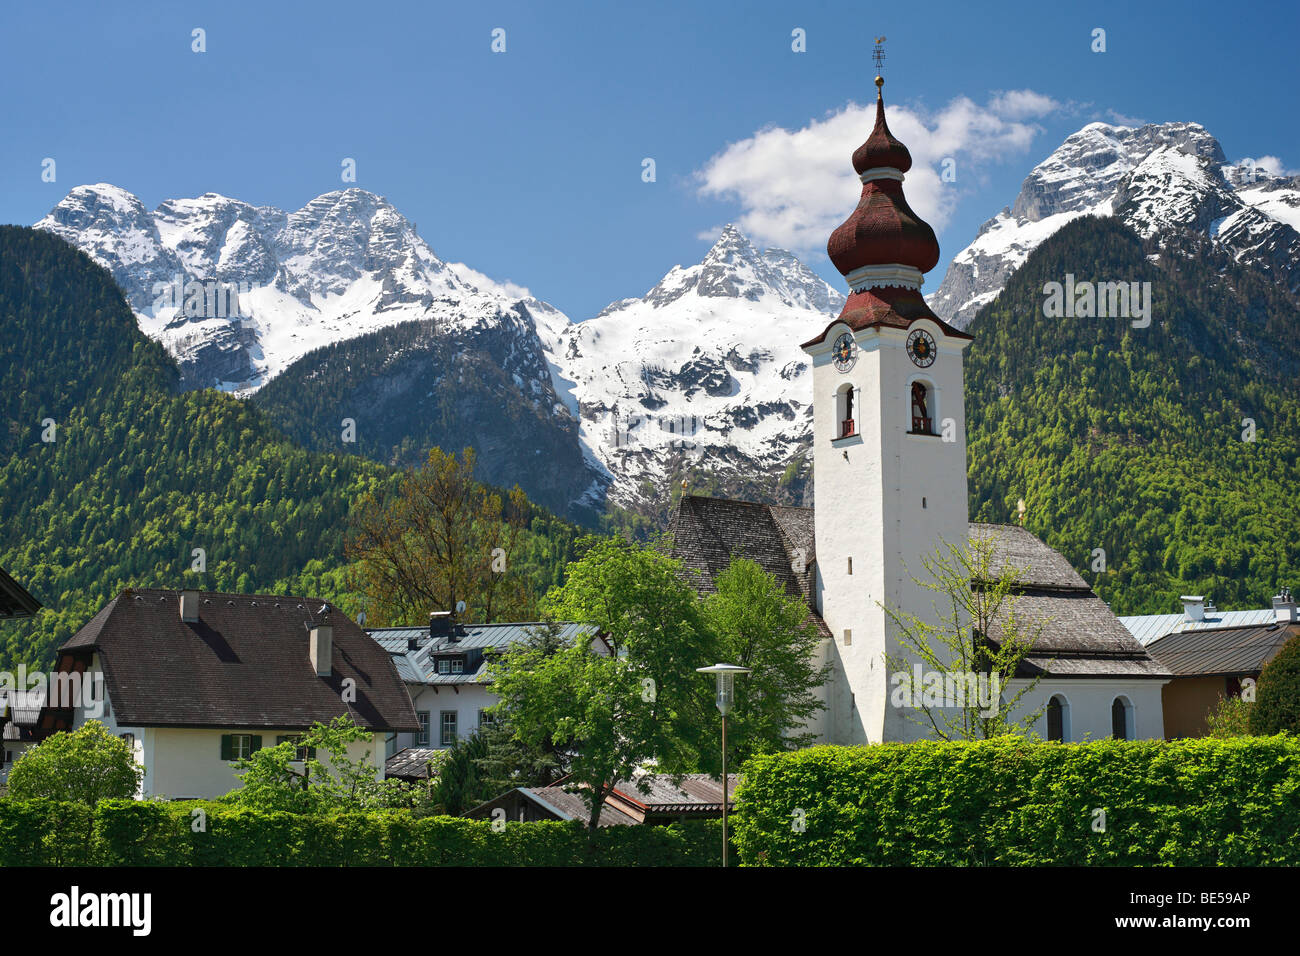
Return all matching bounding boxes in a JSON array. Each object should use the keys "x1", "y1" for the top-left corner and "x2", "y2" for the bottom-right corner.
[
  {"x1": 837, "y1": 384, "x2": 856, "y2": 439},
  {"x1": 1111, "y1": 697, "x2": 1133, "y2": 740},
  {"x1": 910, "y1": 381, "x2": 933, "y2": 435},
  {"x1": 1047, "y1": 695, "x2": 1067, "y2": 742}
]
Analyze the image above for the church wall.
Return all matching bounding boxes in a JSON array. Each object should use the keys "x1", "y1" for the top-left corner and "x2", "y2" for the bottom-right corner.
[{"x1": 1003, "y1": 678, "x2": 1166, "y2": 741}]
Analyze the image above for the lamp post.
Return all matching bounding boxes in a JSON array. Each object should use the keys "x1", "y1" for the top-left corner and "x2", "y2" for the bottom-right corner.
[{"x1": 697, "y1": 662, "x2": 750, "y2": 867}]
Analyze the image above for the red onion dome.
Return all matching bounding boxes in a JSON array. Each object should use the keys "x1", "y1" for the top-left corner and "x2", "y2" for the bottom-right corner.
[
  {"x1": 827, "y1": 80, "x2": 940, "y2": 279},
  {"x1": 852, "y1": 84, "x2": 912, "y2": 175}
]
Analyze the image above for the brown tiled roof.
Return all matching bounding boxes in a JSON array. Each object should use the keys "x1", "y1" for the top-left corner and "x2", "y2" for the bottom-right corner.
[
  {"x1": 671, "y1": 495, "x2": 1167, "y2": 679},
  {"x1": 0, "y1": 566, "x2": 41, "y2": 620},
  {"x1": 1147, "y1": 622, "x2": 1298, "y2": 676},
  {"x1": 60, "y1": 589, "x2": 419, "y2": 732}
]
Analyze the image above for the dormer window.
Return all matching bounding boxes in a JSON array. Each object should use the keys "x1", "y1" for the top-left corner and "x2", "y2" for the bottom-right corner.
[{"x1": 910, "y1": 381, "x2": 934, "y2": 435}]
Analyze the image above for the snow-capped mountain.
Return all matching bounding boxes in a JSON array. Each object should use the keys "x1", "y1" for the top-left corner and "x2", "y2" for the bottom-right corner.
[
  {"x1": 35, "y1": 184, "x2": 558, "y2": 392},
  {"x1": 537, "y1": 225, "x2": 844, "y2": 510},
  {"x1": 932, "y1": 121, "x2": 1300, "y2": 328}
]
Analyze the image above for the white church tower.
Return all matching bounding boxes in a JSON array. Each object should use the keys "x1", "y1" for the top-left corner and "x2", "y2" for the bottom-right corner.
[{"x1": 802, "y1": 74, "x2": 975, "y2": 744}]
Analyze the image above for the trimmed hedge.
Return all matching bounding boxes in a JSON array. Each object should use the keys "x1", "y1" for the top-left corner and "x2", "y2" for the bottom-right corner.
[
  {"x1": 733, "y1": 736, "x2": 1300, "y2": 866},
  {"x1": 0, "y1": 799, "x2": 725, "y2": 866}
]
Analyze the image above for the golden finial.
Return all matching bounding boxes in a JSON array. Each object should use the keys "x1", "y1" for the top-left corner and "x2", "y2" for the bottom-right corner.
[{"x1": 872, "y1": 37, "x2": 886, "y2": 98}]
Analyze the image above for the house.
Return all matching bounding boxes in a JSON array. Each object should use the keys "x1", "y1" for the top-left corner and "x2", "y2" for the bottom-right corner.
[
  {"x1": 384, "y1": 747, "x2": 443, "y2": 782},
  {"x1": 0, "y1": 566, "x2": 42, "y2": 779},
  {"x1": 1120, "y1": 591, "x2": 1299, "y2": 737},
  {"x1": 371, "y1": 614, "x2": 603, "y2": 755},
  {"x1": 42, "y1": 588, "x2": 418, "y2": 799},
  {"x1": 466, "y1": 773, "x2": 740, "y2": 827},
  {"x1": 667, "y1": 74, "x2": 1169, "y2": 744}
]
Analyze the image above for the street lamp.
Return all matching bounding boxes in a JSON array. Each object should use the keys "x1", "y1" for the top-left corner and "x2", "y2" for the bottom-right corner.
[{"x1": 697, "y1": 662, "x2": 750, "y2": 867}]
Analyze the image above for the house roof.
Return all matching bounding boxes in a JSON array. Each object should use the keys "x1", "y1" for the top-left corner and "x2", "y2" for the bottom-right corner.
[
  {"x1": 1118, "y1": 608, "x2": 1279, "y2": 646},
  {"x1": 0, "y1": 567, "x2": 42, "y2": 620},
  {"x1": 670, "y1": 494, "x2": 1168, "y2": 679},
  {"x1": 467, "y1": 773, "x2": 740, "y2": 827},
  {"x1": 1146, "y1": 622, "x2": 1298, "y2": 677},
  {"x1": 373, "y1": 621, "x2": 601, "y2": 686},
  {"x1": 384, "y1": 747, "x2": 445, "y2": 781},
  {"x1": 59, "y1": 589, "x2": 419, "y2": 732}
]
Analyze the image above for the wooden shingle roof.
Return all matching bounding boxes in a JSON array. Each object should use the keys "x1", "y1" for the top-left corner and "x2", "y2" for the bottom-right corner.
[
  {"x1": 671, "y1": 495, "x2": 1168, "y2": 679},
  {"x1": 60, "y1": 589, "x2": 419, "y2": 732}
]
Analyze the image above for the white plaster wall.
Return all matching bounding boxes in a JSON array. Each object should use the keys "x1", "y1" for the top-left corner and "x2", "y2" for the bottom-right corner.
[
  {"x1": 1003, "y1": 678, "x2": 1167, "y2": 741},
  {"x1": 398, "y1": 683, "x2": 498, "y2": 750},
  {"x1": 808, "y1": 319, "x2": 971, "y2": 744}
]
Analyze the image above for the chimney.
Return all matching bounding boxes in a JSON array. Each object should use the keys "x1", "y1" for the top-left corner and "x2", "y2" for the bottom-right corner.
[
  {"x1": 179, "y1": 589, "x2": 201, "y2": 623},
  {"x1": 1180, "y1": 595, "x2": 1205, "y2": 624},
  {"x1": 310, "y1": 608, "x2": 333, "y2": 677},
  {"x1": 1274, "y1": 586, "x2": 1297, "y2": 624},
  {"x1": 429, "y1": 611, "x2": 452, "y2": 641}
]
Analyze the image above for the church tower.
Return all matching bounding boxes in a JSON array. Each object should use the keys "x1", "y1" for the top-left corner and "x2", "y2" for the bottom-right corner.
[{"x1": 802, "y1": 74, "x2": 974, "y2": 744}]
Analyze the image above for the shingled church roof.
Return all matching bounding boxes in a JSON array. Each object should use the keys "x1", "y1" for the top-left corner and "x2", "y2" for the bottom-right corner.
[{"x1": 670, "y1": 495, "x2": 1168, "y2": 680}]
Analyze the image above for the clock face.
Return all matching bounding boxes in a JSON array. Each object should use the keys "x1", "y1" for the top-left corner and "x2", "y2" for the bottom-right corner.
[
  {"x1": 832, "y1": 333, "x2": 856, "y2": 372},
  {"x1": 906, "y1": 329, "x2": 936, "y2": 368}
]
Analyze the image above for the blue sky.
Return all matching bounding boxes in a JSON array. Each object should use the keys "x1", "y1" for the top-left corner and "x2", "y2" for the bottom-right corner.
[{"x1": 2, "y1": 0, "x2": 1297, "y2": 319}]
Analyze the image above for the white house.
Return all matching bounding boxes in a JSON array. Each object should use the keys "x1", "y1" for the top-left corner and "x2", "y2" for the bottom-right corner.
[
  {"x1": 373, "y1": 615, "x2": 603, "y2": 768},
  {"x1": 41, "y1": 588, "x2": 418, "y2": 799},
  {"x1": 670, "y1": 77, "x2": 1170, "y2": 744}
]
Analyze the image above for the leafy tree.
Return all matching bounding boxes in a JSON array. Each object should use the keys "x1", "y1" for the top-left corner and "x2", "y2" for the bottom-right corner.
[
  {"x1": 882, "y1": 534, "x2": 1049, "y2": 740},
  {"x1": 1249, "y1": 636, "x2": 1300, "y2": 735},
  {"x1": 345, "y1": 446, "x2": 534, "y2": 626},
  {"x1": 700, "y1": 557, "x2": 828, "y2": 760},
  {"x1": 226, "y1": 715, "x2": 411, "y2": 812},
  {"x1": 1206, "y1": 694, "x2": 1254, "y2": 738},
  {"x1": 6, "y1": 720, "x2": 142, "y2": 805},
  {"x1": 489, "y1": 536, "x2": 715, "y2": 829}
]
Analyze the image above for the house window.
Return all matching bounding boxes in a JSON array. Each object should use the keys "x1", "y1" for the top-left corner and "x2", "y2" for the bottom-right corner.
[
  {"x1": 438, "y1": 658, "x2": 450, "y2": 674},
  {"x1": 1112, "y1": 697, "x2": 1133, "y2": 740},
  {"x1": 221, "y1": 734, "x2": 261, "y2": 761},
  {"x1": 1046, "y1": 695, "x2": 1067, "y2": 742},
  {"x1": 450, "y1": 657, "x2": 464, "y2": 674},
  {"x1": 440, "y1": 711, "x2": 458, "y2": 747},
  {"x1": 275, "y1": 735, "x2": 317, "y2": 761},
  {"x1": 910, "y1": 381, "x2": 934, "y2": 435},
  {"x1": 119, "y1": 733, "x2": 134, "y2": 748},
  {"x1": 847, "y1": 556, "x2": 853, "y2": 575},
  {"x1": 416, "y1": 712, "x2": 430, "y2": 746},
  {"x1": 843, "y1": 629, "x2": 852, "y2": 646},
  {"x1": 479, "y1": 708, "x2": 495, "y2": 729}
]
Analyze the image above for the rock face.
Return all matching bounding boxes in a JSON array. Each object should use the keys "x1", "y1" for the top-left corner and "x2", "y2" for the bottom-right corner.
[
  {"x1": 536, "y1": 225, "x2": 844, "y2": 514},
  {"x1": 35, "y1": 185, "x2": 552, "y2": 392},
  {"x1": 36, "y1": 184, "x2": 607, "y2": 517},
  {"x1": 931, "y1": 121, "x2": 1300, "y2": 328}
]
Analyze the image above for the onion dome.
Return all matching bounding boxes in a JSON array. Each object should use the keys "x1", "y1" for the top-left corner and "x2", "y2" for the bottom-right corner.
[
  {"x1": 827, "y1": 77, "x2": 940, "y2": 284},
  {"x1": 805, "y1": 77, "x2": 972, "y2": 348}
]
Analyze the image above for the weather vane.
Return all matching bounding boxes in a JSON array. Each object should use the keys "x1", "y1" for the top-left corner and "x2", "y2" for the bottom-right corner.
[{"x1": 872, "y1": 36, "x2": 886, "y2": 75}]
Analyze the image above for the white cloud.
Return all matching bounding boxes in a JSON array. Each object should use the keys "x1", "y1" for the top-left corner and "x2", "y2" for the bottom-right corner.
[
  {"x1": 1237, "y1": 155, "x2": 1297, "y2": 177},
  {"x1": 447, "y1": 261, "x2": 532, "y2": 300},
  {"x1": 694, "y1": 90, "x2": 1062, "y2": 254}
]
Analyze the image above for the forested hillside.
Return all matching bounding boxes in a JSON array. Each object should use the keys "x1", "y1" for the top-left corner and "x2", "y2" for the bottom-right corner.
[
  {"x1": 964, "y1": 216, "x2": 1300, "y2": 614},
  {"x1": 0, "y1": 228, "x2": 582, "y2": 668}
]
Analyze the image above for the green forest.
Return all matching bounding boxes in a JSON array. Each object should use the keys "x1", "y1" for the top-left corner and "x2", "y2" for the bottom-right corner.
[
  {"x1": 964, "y1": 215, "x2": 1300, "y2": 614},
  {"x1": 0, "y1": 227, "x2": 583, "y2": 669},
  {"x1": 2, "y1": 214, "x2": 1298, "y2": 668}
]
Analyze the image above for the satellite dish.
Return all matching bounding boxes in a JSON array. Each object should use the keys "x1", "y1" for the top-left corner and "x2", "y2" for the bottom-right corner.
[{"x1": 455, "y1": 600, "x2": 467, "y2": 614}]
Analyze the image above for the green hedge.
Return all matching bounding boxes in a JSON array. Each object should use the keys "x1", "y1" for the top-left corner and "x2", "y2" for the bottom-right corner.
[
  {"x1": 0, "y1": 799, "x2": 724, "y2": 866},
  {"x1": 733, "y1": 736, "x2": 1300, "y2": 866}
]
